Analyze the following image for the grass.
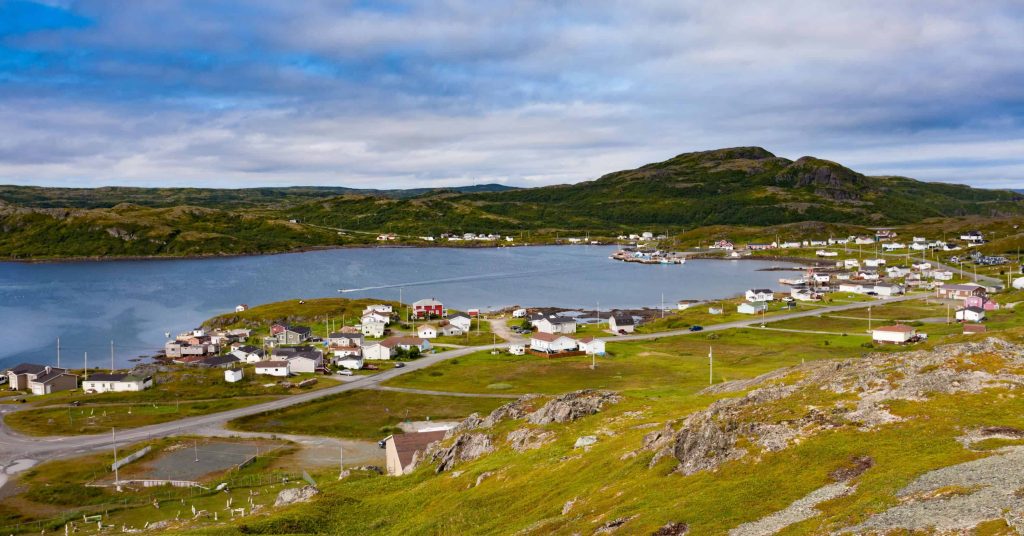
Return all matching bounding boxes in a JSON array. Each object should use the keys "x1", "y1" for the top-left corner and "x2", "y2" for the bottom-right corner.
[
  {"x1": 636, "y1": 298, "x2": 801, "y2": 332},
  {"x1": 384, "y1": 329, "x2": 873, "y2": 396},
  {"x1": 203, "y1": 297, "x2": 400, "y2": 337},
  {"x1": 429, "y1": 318, "x2": 496, "y2": 346},
  {"x1": 4, "y1": 396, "x2": 276, "y2": 436},
  {"x1": 227, "y1": 389, "x2": 508, "y2": 440}
]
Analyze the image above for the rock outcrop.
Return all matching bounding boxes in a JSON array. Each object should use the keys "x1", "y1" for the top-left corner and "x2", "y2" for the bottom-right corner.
[
  {"x1": 273, "y1": 485, "x2": 319, "y2": 507},
  {"x1": 526, "y1": 390, "x2": 621, "y2": 425},
  {"x1": 430, "y1": 433, "x2": 494, "y2": 473}
]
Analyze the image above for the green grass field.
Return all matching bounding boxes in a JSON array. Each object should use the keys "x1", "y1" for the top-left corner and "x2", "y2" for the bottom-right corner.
[{"x1": 228, "y1": 389, "x2": 509, "y2": 440}]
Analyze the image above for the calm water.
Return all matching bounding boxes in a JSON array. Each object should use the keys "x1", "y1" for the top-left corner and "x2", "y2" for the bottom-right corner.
[{"x1": 0, "y1": 246, "x2": 797, "y2": 368}]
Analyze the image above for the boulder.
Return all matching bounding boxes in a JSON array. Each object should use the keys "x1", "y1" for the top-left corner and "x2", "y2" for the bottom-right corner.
[
  {"x1": 273, "y1": 485, "x2": 319, "y2": 507},
  {"x1": 574, "y1": 435, "x2": 598, "y2": 449},
  {"x1": 506, "y1": 428, "x2": 555, "y2": 452}
]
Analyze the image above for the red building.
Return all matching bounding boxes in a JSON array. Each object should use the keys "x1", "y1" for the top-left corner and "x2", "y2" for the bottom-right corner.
[{"x1": 413, "y1": 298, "x2": 446, "y2": 319}]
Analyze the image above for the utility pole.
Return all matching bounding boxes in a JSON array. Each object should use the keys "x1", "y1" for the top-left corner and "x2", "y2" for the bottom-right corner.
[
  {"x1": 338, "y1": 445, "x2": 345, "y2": 480},
  {"x1": 84, "y1": 352, "x2": 88, "y2": 381},
  {"x1": 112, "y1": 428, "x2": 120, "y2": 485},
  {"x1": 194, "y1": 440, "x2": 199, "y2": 463},
  {"x1": 867, "y1": 306, "x2": 872, "y2": 333},
  {"x1": 56, "y1": 337, "x2": 60, "y2": 368},
  {"x1": 110, "y1": 340, "x2": 115, "y2": 372},
  {"x1": 708, "y1": 346, "x2": 713, "y2": 385}
]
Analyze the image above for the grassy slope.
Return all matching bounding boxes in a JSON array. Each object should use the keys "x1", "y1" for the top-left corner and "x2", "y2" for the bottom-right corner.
[{"x1": 228, "y1": 389, "x2": 509, "y2": 440}]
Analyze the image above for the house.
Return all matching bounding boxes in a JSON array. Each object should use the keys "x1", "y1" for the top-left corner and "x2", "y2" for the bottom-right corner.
[
  {"x1": 936, "y1": 284, "x2": 986, "y2": 300},
  {"x1": 843, "y1": 259, "x2": 861, "y2": 269},
  {"x1": 224, "y1": 368, "x2": 244, "y2": 383},
  {"x1": 737, "y1": 302, "x2": 768, "y2": 315},
  {"x1": 864, "y1": 259, "x2": 886, "y2": 268},
  {"x1": 437, "y1": 323, "x2": 463, "y2": 337},
  {"x1": 858, "y1": 271, "x2": 880, "y2": 281},
  {"x1": 816, "y1": 250, "x2": 838, "y2": 257},
  {"x1": 886, "y1": 266, "x2": 910, "y2": 278},
  {"x1": 964, "y1": 296, "x2": 999, "y2": 311},
  {"x1": 413, "y1": 298, "x2": 446, "y2": 319},
  {"x1": 417, "y1": 324, "x2": 438, "y2": 339},
  {"x1": 532, "y1": 315, "x2": 577, "y2": 334},
  {"x1": 364, "y1": 304, "x2": 393, "y2": 315},
  {"x1": 386, "y1": 336, "x2": 431, "y2": 353},
  {"x1": 363, "y1": 341, "x2": 396, "y2": 360},
  {"x1": 377, "y1": 233, "x2": 397, "y2": 241},
  {"x1": 272, "y1": 346, "x2": 324, "y2": 373},
  {"x1": 361, "y1": 311, "x2": 391, "y2": 326},
  {"x1": 83, "y1": 373, "x2": 153, "y2": 393},
  {"x1": 912, "y1": 262, "x2": 932, "y2": 271},
  {"x1": 328, "y1": 332, "x2": 363, "y2": 347},
  {"x1": 230, "y1": 345, "x2": 265, "y2": 364},
  {"x1": 792, "y1": 288, "x2": 819, "y2": 301},
  {"x1": 963, "y1": 324, "x2": 987, "y2": 335},
  {"x1": 607, "y1": 313, "x2": 635, "y2": 334},
  {"x1": 855, "y1": 236, "x2": 875, "y2": 245},
  {"x1": 197, "y1": 354, "x2": 242, "y2": 369},
  {"x1": 255, "y1": 361, "x2": 291, "y2": 377},
  {"x1": 235, "y1": 304, "x2": 248, "y2": 313},
  {"x1": 745, "y1": 289, "x2": 775, "y2": 302},
  {"x1": 746, "y1": 243, "x2": 776, "y2": 250},
  {"x1": 331, "y1": 346, "x2": 362, "y2": 358},
  {"x1": 6, "y1": 364, "x2": 78, "y2": 394},
  {"x1": 164, "y1": 339, "x2": 217, "y2": 360},
  {"x1": 838, "y1": 283, "x2": 866, "y2": 294},
  {"x1": 447, "y1": 313, "x2": 472, "y2": 332},
  {"x1": 530, "y1": 333, "x2": 579, "y2": 353},
  {"x1": 932, "y1": 270, "x2": 954, "y2": 281},
  {"x1": 882, "y1": 243, "x2": 906, "y2": 252},
  {"x1": 577, "y1": 337, "x2": 606, "y2": 356},
  {"x1": 873, "y1": 284, "x2": 904, "y2": 297},
  {"x1": 960, "y1": 231, "x2": 985, "y2": 243},
  {"x1": 956, "y1": 307, "x2": 986, "y2": 322},
  {"x1": 384, "y1": 430, "x2": 448, "y2": 476},
  {"x1": 508, "y1": 344, "x2": 526, "y2": 355},
  {"x1": 512, "y1": 308, "x2": 527, "y2": 318},
  {"x1": 872, "y1": 325, "x2": 917, "y2": 344},
  {"x1": 361, "y1": 320, "x2": 387, "y2": 338},
  {"x1": 812, "y1": 273, "x2": 831, "y2": 284},
  {"x1": 335, "y1": 354, "x2": 364, "y2": 370},
  {"x1": 270, "y1": 324, "x2": 312, "y2": 345}
]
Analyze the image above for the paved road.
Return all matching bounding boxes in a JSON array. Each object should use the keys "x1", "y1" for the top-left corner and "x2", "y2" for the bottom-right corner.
[{"x1": 0, "y1": 293, "x2": 921, "y2": 473}]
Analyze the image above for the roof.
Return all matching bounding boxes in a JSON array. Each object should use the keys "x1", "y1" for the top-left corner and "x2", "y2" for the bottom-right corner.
[
  {"x1": 199, "y1": 355, "x2": 241, "y2": 367},
  {"x1": 873, "y1": 325, "x2": 916, "y2": 333},
  {"x1": 383, "y1": 336, "x2": 427, "y2": 347},
  {"x1": 577, "y1": 336, "x2": 597, "y2": 343},
  {"x1": 238, "y1": 345, "x2": 260, "y2": 353},
  {"x1": 255, "y1": 360, "x2": 289, "y2": 368},
  {"x1": 961, "y1": 306, "x2": 985, "y2": 314},
  {"x1": 538, "y1": 315, "x2": 575, "y2": 324},
  {"x1": 942, "y1": 284, "x2": 985, "y2": 292},
  {"x1": 329, "y1": 332, "x2": 362, "y2": 339},
  {"x1": 449, "y1": 312, "x2": 470, "y2": 320},
  {"x1": 749, "y1": 288, "x2": 773, "y2": 294},
  {"x1": 272, "y1": 346, "x2": 322, "y2": 359},
  {"x1": 85, "y1": 373, "x2": 129, "y2": 382},
  {"x1": 390, "y1": 430, "x2": 448, "y2": 469},
  {"x1": 8, "y1": 363, "x2": 48, "y2": 375},
  {"x1": 34, "y1": 368, "x2": 74, "y2": 384},
  {"x1": 531, "y1": 332, "x2": 573, "y2": 343},
  {"x1": 610, "y1": 313, "x2": 634, "y2": 326},
  {"x1": 413, "y1": 298, "x2": 443, "y2": 307}
]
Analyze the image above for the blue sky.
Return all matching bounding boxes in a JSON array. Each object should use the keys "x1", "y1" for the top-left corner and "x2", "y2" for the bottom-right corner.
[{"x1": 0, "y1": 0, "x2": 1023, "y2": 189}]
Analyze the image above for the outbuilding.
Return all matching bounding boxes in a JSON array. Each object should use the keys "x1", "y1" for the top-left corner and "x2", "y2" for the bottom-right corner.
[{"x1": 872, "y1": 325, "x2": 917, "y2": 344}]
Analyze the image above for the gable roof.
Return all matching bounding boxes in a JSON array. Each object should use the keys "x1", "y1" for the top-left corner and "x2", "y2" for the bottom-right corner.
[
  {"x1": 255, "y1": 360, "x2": 289, "y2": 368},
  {"x1": 531, "y1": 332, "x2": 573, "y2": 343},
  {"x1": 199, "y1": 355, "x2": 241, "y2": 367},
  {"x1": 942, "y1": 284, "x2": 985, "y2": 292},
  {"x1": 610, "y1": 313, "x2": 634, "y2": 325},
  {"x1": 873, "y1": 325, "x2": 915, "y2": 333},
  {"x1": 33, "y1": 368, "x2": 74, "y2": 384},
  {"x1": 390, "y1": 430, "x2": 448, "y2": 469},
  {"x1": 8, "y1": 363, "x2": 48, "y2": 375},
  {"x1": 383, "y1": 336, "x2": 427, "y2": 347},
  {"x1": 749, "y1": 288, "x2": 773, "y2": 294},
  {"x1": 85, "y1": 373, "x2": 129, "y2": 382}
]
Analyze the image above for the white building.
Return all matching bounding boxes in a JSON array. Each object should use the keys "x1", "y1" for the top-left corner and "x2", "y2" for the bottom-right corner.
[
  {"x1": 745, "y1": 289, "x2": 775, "y2": 302},
  {"x1": 737, "y1": 302, "x2": 768, "y2": 315},
  {"x1": 512, "y1": 308, "x2": 527, "y2": 318},
  {"x1": 956, "y1": 307, "x2": 986, "y2": 322},
  {"x1": 336, "y1": 355, "x2": 364, "y2": 370},
  {"x1": 363, "y1": 342, "x2": 396, "y2": 360},
  {"x1": 577, "y1": 337, "x2": 606, "y2": 356},
  {"x1": 608, "y1": 313, "x2": 635, "y2": 334},
  {"x1": 873, "y1": 284, "x2": 904, "y2": 297},
  {"x1": 361, "y1": 320, "x2": 387, "y2": 338},
  {"x1": 508, "y1": 344, "x2": 526, "y2": 355},
  {"x1": 235, "y1": 304, "x2": 248, "y2": 313},
  {"x1": 361, "y1": 311, "x2": 391, "y2": 326},
  {"x1": 864, "y1": 259, "x2": 886, "y2": 268},
  {"x1": 364, "y1": 304, "x2": 393, "y2": 315},
  {"x1": 417, "y1": 324, "x2": 438, "y2": 339},
  {"x1": 82, "y1": 373, "x2": 153, "y2": 394},
  {"x1": 255, "y1": 361, "x2": 290, "y2": 377},
  {"x1": 872, "y1": 325, "x2": 917, "y2": 344},
  {"x1": 532, "y1": 315, "x2": 577, "y2": 334},
  {"x1": 230, "y1": 346, "x2": 265, "y2": 364},
  {"x1": 224, "y1": 368, "x2": 244, "y2": 383},
  {"x1": 447, "y1": 313, "x2": 472, "y2": 332},
  {"x1": 529, "y1": 333, "x2": 579, "y2": 353},
  {"x1": 932, "y1": 270, "x2": 954, "y2": 281},
  {"x1": 838, "y1": 283, "x2": 866, "y2": 294}
]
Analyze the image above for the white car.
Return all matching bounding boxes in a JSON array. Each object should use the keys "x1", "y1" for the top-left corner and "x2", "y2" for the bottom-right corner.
[{"x1": 337, "y1": 369, "x2": 354, "y2": 376}]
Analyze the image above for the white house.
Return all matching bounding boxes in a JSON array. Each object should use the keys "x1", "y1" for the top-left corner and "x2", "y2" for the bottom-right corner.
[
  {"x1": 361, "y1": 320, "x2": 387, "y2": 338},
  {"x1": 417, "y1": 324, "x2": 438, "y2": 339},
  {"x1": 577, "y1": 337, "x2": 606, "y2": 356},
  {"x1": 816, "y1": 250, "x2": 838, "y2": 257},
  {"x1": 364, "y1": 304, "x2": 393, "y2": 315},
  {"x1": 872, "y1": 325, "x2": 917, "y2": 344},
  {"x1": 882, "y1": 243, "x2": 906, "y2": 252},
  {"x1": 529, "y1": 333, "x2": 579, "y2": 353},
  {"x1": 855, "y1": 236, "x2": 875, "y2": 245},
  {"x1": 912, "y1": 262, "x2": 932, "y2": 271},
  {"x1": 532, "y1": 315, "x2": 577, "y2": 334},
  {"x1": 508, "y1": 344, "x2": 526, "y2": 355},
  {"x1": 328, "y1": 332, "x2": 363, "y2": 347},
  {"x1": 363, "y1": 342, "x2": 396, "y2": 360},
  {"x1": 230, "y1": 345, "x2": 265, "y2": 364},
  {"x1": 332, "y1": 346, "x2": 361, "y2": 358},
  {"x1": 932, "y1": 270, "x2": 954, "y2": 281},
  {"x1": 838, "y1": 283, "x2": 866, "y2": 294},
  {"x1": 336, "y1": 355, "x2": 364, "y2": 370},
  {"x1": 843, "y1": 259, "x2": 861, "y2": 269},
  {"x1": 447, "y1": 313, "x2": 472, "y2": 332},
  {"x1": 255, "y1": 361, "x2": 290, "y2": 377},
  {"x1": 82, "y1": 373, "x2": 153, "y2": 394},
  {"x1": 886, "y1": 266, "x2": 910, "y2": 278},
  {"x1": 512, "y1": 308, "x2": 527, "y2": 318},
  {"x1": 608, "y1": 313, "x2": 635, "y2": 334},
  {"x1": 745, "y1": 289, "x2": 775, "y2": 302},
  {"x1": 235, "y1": 304, "x2": 248, "y2": 313},
  {"x1": 387, "y1": 336, "x2": 431, "y2": 353},
  {"x1": 873, "y1": 284, "x2": 904, "y2": 297},
  {"x1": 858, "y1": 271, "x2": 880, "y2": 281},
  {"x1": 956, "y1": 307, "x2": 986, "y2": 322},
  {"x1": 224, "y1": 368, "x2": 244, "y2": 383},
  {"x1": 361, "y1": 311, "x2": 391, "y2": 326},
  {"x1": 438, "y1": 323, "x2": 463, "y2": 337},
  {"x1": 864, "y1": 259, "x2": 886, "y2": 268},
  {"x1": 737, "y1": 302, "x2": 768, "y2": 315}
]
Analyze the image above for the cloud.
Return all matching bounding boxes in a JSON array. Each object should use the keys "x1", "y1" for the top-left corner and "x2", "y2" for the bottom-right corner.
[{"x1": 0, "y1": 0, "x2": 1023, "y2": 189}]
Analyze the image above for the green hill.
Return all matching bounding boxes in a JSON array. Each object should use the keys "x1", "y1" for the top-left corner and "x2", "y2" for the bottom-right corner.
[{"x1": 1, "y1": 147, "x2": 1020, "y2": 259}]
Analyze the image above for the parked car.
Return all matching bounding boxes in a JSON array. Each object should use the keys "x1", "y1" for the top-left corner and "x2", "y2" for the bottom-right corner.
[
  {"x1": 689, "y1": 325, "x2": 704, "y2": 332},
  {"x1": 394, "y1": 362, "x2": 406, "y2": 368},
  {"x1": 337, "y1": 369, "x2": 354, "y2": 376}
]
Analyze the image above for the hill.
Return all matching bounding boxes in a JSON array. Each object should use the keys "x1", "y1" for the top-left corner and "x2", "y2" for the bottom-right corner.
[
  {"x1": 1, "y1": 147, "x2": 1021, "y2": 259},
  {"x1": 215, "y1": 337, "x2": 1024, "y2": 535}
]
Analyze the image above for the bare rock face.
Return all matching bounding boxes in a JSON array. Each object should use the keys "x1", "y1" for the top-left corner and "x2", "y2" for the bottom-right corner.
[
  {"x1": 273, "y1": 485, "x2": 319, "y2": 507},
  {"x1": 507, "y1": 428, "x2": 555, "y2": 452},
  {"x1": 673, "y1": 413, "x2": 745, "y2": 476},
  {"x1": 481, "y1": 395, "x2": 539, "y2": 427},
  {"x1": 526, "y1": 390, "x2": 622, "y2": 425},
  {"x1": 594, "y1": 515, "x2": 637, "y2": 534},
  {"x1": 652, "y1": 522, "x2": 689, "y2": 535},
  {"x1": 430, "y1": 433, "x2": 494, "y2": 473}
]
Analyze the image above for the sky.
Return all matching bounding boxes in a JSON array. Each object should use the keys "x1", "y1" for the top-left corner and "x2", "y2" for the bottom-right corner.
[{"x1": 0, "y1": 1, "x2": 1023, "y2": 190}]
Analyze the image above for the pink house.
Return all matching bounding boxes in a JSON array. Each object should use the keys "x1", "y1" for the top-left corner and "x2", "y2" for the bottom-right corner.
[{"x1": 964, "y1": 296, "x2": 999, "y2": 311}]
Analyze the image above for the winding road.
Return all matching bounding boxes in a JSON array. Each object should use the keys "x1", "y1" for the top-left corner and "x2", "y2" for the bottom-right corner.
[{"x1": 0, "y1": 293, "x2": 922, "y2": 477}]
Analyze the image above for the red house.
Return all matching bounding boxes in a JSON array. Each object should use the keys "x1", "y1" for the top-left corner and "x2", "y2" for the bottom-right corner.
[{"x1": 413, "y1": 298, "x2": 446, "y2": 319}]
